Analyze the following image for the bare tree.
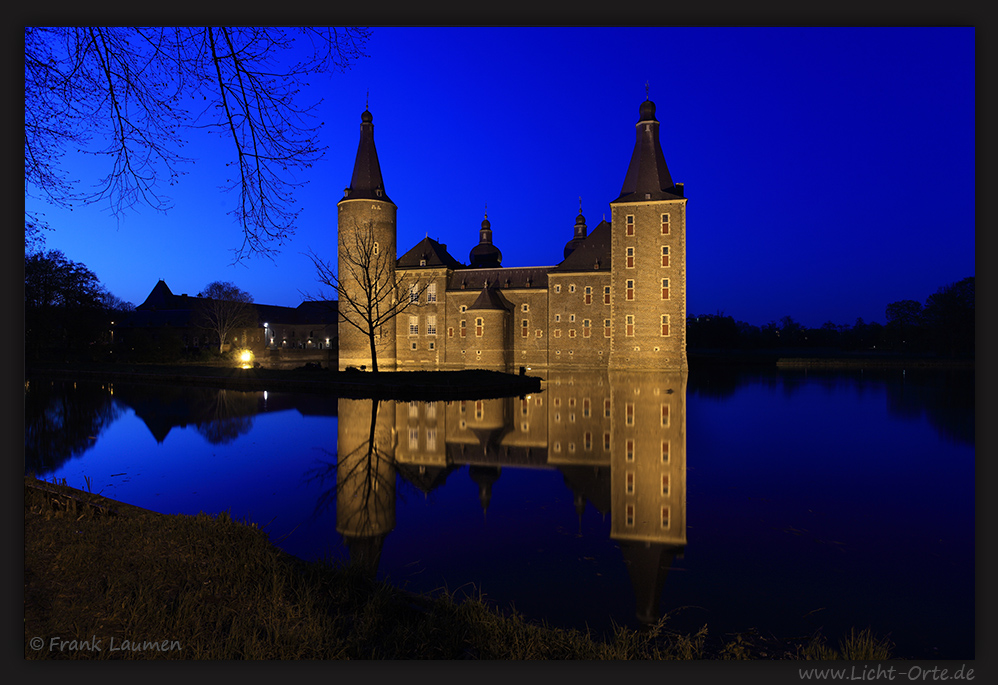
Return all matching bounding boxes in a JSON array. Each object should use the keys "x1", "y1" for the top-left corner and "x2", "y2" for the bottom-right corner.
[
  {"x1": 24, "y1": 26, "x2": 370, "y2": 259},
  {"x1": 304, "y1": 222, "x2": 429, "y2": 372},
  {"x1": 195, "y1": 281, "x2": 257, "y2": 353}
]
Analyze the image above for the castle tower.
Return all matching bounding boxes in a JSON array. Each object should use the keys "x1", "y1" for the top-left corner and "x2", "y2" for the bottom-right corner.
[
  {"x1": 337, "y1": 108, "x2": 398, "y2": 371},
  {"x1": 608, "y1": 98, "x2": 687, "y2": 371},
  {"x1": 466, "y1": 283, "x2": 513, "y2": 369},
  {"x1": 563, "y1": 203, "x2": 588, "y2": 259},
  {"x1": 469, "y1": 213, "x2": 503, "y2": 268}
]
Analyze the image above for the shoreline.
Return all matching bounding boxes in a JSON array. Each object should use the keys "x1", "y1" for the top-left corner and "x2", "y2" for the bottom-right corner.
[
  {"x1": 24, "y1": 363, "x2": 543, "y2": 400},
  {"x1": 24, "y1": 476, "x2": 900, "y2": 660}
]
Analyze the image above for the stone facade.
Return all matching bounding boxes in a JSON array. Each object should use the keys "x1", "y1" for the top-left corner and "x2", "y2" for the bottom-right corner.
[{"x1": 338, "y1": 98, "x2": 687, "y2": 372}]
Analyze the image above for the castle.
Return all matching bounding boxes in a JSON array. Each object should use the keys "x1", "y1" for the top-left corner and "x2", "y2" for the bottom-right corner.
[{"x1": 337, "y1": 97, "x2": 687, "y2": 372}]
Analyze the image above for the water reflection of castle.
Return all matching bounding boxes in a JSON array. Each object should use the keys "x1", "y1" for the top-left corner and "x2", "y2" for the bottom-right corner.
[{"x1": 336, "y1": 371, "x2": 687, "y2": 627}]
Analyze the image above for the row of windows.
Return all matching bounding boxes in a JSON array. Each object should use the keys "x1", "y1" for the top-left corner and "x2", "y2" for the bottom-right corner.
[
  {"x1": 622, "y1": 404, "x2": 672, "y2": 428},
  {"x1": 551, "y1": 285, "x2": 613, "y2": 304},
  {"x1": 623, "y1": 471, "x2": 671, "y2": 497},
  {"x1": 624, "y1": 246, "x2": 671, "y2": 268},
  {"x1": 408, "y1": 315, "x2": 438, "y2": 335},
  {"x1": 624, "y1": 213, "x2": 670, "y2": 236},
  {"x1": 619, "y1": 314, "x2": 672, "y2": 337},
  {"x1": 623, "y1": 279, "x2": 671, "y2": 300},
  {"x1": 409, "y1": 283, "x2": 438, "y2": 303},
  {"x1": 624, "y1": 503, "x2": 672, "y2": 529}
]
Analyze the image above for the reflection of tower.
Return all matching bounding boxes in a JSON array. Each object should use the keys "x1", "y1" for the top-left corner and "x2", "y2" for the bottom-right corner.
[
  {"x1": 609, "y1": 370, "x2": 687, "y2": 627},
  {"x1": 337, "y1": 107, "x2": 397, "y2": 371},
  {"x1": 469, "y1": 465, "x2": 501, "y2": 520},
  {"x1": 336, "y1": 398, "x2": 397, "y2": 573}
]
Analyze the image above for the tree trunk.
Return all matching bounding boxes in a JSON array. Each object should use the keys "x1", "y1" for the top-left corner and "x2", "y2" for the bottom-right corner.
[{"x1": 368, "y1": 327, "x2": 378, "y2": 372}]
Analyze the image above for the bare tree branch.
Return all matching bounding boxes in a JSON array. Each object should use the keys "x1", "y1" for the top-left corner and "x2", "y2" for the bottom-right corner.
[
  {"x1": 302, "y1": 220, "x2": 429, "y2": 371},
  {"x1": 24, "y1": 26, "x2": 371, "y2": 258},
  {"x1": 195, "y1": 280, "x2": 257, "y2": 353}
]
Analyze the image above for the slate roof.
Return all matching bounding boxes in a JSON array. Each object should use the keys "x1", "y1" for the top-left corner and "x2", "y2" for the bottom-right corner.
[
  {"x1": 125, "y1": 280, "x2": 334, "y2": 327},
  {"x1": 397, "y1": 236, "x2": 465, "y2": 270},
  {"x1": 448, "y1": 267, "x2": 551, "y2": 292},
  {"x1": 550, "y1": 220, "x2": 612, "y2": 272},
  {"x1": 340, "y1": 109, "x2": 392, "y2": 204},
  {"x1": 469, "y1": 285, "x2": 514, "y2": 312},
  {"x1": 613, "y1": 99, "x2": 685, "y2": 204}
]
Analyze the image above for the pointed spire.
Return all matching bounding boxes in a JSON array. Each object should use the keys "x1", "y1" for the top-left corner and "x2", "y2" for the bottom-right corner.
[
  {"x1": 470, "y1": 207, "x2": 502, "y2": 268},
  {"x1": 341, "y1": 107, "x2": 392, "y2": 203},
  {"x1": 614, "y1": 98, "x2": 681, "y2": 203},
  {"x1": 561, "y1": 197, "x2": 589, "y2": 260}
]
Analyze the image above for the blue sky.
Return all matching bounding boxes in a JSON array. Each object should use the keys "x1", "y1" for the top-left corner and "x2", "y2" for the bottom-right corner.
[{"x1": 25, "y1": 27, "x2": 976, "y2": 328}]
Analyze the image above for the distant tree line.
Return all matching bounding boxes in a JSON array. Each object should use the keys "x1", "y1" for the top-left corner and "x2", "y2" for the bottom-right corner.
[
  {"x1": 24, "y1": 249, "x2": 134, "y2": 362},
  {"x1": 688, "y1": 277, "x2": 974, "y2": 359},
  {"x1": 24, "y1": 249, "x2": 258, "y2": 364}
]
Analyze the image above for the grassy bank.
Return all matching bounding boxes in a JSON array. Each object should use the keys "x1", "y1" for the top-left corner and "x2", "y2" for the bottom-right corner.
[
  {"x1": 24, "y1": 477, "x2": 896, "y2": 660},
  {"x1": 24, "y1": 362, "x2": 542, "y2": 400}
]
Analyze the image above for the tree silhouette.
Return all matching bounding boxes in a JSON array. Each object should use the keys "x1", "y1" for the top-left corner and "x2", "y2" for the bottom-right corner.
[
  {"x1": 305, "y1": 221, "x2": 428, "y2": 372},
  {"x1": 195, "y1": 281, "x2": 257, "y2": 353},
  {"x1": 24, "y1": 26, "x2": 371, "y2": 258},
  {"x1": 25, "y1": 249, "x2": 114, "y2": 359},
  {"x1": 921, "y1": 277, "x2": 974, "y2": 357}
]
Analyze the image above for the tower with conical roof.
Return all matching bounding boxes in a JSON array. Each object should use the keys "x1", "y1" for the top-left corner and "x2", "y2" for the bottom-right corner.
[
  {"x1": 609, "y1": 97, "x2": 687, "y2": 371},
  {"x1": 337, "y1": 108, "x2": 398, "y2": 371}
]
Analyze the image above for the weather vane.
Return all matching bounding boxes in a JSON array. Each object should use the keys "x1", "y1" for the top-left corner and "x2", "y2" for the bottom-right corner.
[
  {"x1": 645, "y1": 81, "x2": 650, "y2": 99},
  {"x1": 366, "y1": 90, "x2": 369, "y2": 110},
  {"x1": 484, "y1": 202, "x2": 488, "y2": 218},
  {"x1": 579, "y1": 196, "x2": 583, "y2": 213}
]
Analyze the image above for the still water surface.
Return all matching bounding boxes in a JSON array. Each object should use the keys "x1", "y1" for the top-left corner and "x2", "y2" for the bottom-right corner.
[{"x1": 24, "y1": 367, "x2": 974, "y2": 659}]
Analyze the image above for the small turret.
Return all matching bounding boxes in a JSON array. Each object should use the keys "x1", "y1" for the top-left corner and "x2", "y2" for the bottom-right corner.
[
  {"x1": 563, "y1": 201, "x2": 588, "y2": 259},
  {"x1": 469, "y1": 211, "x2": 502, "y2": 268}
]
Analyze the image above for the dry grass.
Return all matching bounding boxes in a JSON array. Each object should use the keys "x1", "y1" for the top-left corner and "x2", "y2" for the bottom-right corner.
[{"x1": 24, "y1": 478, "x2": 896, "y2": 660}]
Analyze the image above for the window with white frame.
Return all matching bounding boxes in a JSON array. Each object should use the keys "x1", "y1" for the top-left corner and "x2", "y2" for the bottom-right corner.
[
  {"x1": 427, "y1": 283, "x2": 437, "y2": 302},
  {"x1": 427, "y1": 315, "x2": 437, "y2": 335},
  {"x1": 409, "y1": 316, "x2": 419, "y2": 335}
]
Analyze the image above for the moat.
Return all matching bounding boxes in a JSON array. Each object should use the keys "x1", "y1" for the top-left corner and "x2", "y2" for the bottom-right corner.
[{"x1": 24, "y1": 366, "x2": 975, "y2": 659}]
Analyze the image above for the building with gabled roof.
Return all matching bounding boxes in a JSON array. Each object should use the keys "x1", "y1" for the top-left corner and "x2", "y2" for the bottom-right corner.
[
  {"x1": 120, "y1": 279, "x2": 337, "y2": 360},
  {"x1": 338, "y1": 97, "x2": 687, "y2": 371}
]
